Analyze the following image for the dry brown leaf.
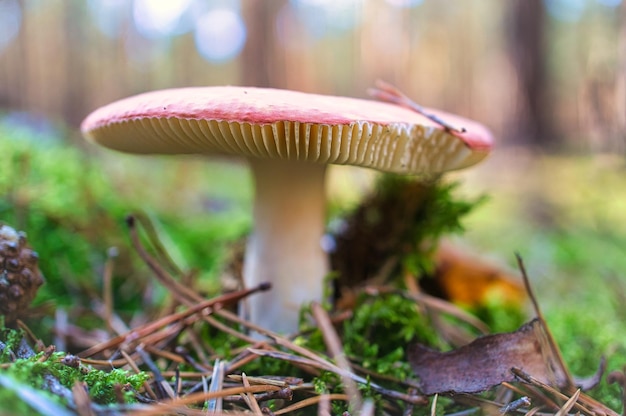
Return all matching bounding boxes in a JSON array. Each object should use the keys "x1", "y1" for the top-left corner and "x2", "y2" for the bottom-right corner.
[{"x1": 408, "y1": 318, "x2": 568, "y2": 395}]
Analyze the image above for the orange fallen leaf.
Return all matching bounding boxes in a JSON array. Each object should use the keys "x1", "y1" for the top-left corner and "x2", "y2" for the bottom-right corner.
[{"x1": 431, "y1": 240, "x2": 526, "y2": 307}]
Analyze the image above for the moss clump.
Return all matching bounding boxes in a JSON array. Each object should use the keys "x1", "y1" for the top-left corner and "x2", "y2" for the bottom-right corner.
[
  {"x1": 343, "y1": 293, "x2": 438, "y2": 374},
  {"x1": 3, "y1": 351, "x2": 148, "y2": 405},
  {"x1": 332, "y1": 175, "x2": 485, "y2": 292},
  {"x1": 0, "y1": 329, "x2": 148, "y2": 408}
]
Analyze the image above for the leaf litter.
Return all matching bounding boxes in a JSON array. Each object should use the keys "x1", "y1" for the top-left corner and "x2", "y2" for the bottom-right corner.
[{"x1": 1, "y1": 206, "x2": 624, "y2": 414}]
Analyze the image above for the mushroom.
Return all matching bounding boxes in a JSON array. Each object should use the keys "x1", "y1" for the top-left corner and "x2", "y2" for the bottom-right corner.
[{"x1": 81, "y1": 85, "x2": 493, "y2": 334}]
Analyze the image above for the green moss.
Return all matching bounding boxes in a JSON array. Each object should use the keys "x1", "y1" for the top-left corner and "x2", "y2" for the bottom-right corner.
[
  {"x1": 470, "y1": 295, "x2": 528, "y2": 333},
  {"x1": 343, "y1": 293, "x2": 439, "y2": 368},
  {"x1": 3, "y1": 351, "x2": 148, "y2": 405},
  {"x1": 0, "y1": 329, "x2": 148, "y2": 408},
  {"x1": 379, "y1": 176, "x2": 485, "y2": 276},
  {"x1": 331, "y1": 175, "x2": 485, "y2": 294},
  {"x1": 546, "y1": 311, "x2": 626, "y2": 412},
  {"x1": 0, "y1": 118, "x2": 250, "y2": 334}
]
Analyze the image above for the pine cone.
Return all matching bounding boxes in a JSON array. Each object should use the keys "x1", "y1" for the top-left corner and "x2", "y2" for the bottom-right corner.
[{"x1": 0, "y1": 224, "x2": 45, "y2": 323}]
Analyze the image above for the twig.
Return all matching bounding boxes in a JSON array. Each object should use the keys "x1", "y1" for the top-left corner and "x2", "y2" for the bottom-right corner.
[
  {"x1": 271, "y1": 394, "x2": 349, "y2": 415},
  {"x1": 511, "y1": 368, "x2": 594, "y2": 415},
  {"x1": 368, "y1": 79, "x2": 467, "y2": 134},
  {"x1": 248, "y1": 348, "x2": 426, "y2": 405},
  {"x1": 126, "y1": 215, "x2": 209, "y2": 305},
  {"x1": 241, "y1": 373, "x2": 263, "y2": 415},
  {"x1": 429, "y1": 394, "x2": 438, "y2": 416},
  {"x1": 136, "y1": 344, "x2": 176, "y2": 399},
  {"x1": 310, "y1": 302, "x2": 362, "y2": 412},
  {"x1": 208, "y1": 359, "x2": 226, "y2": 413},
  {"x1": 359, "y1": 399, "x2": 376, "y2": 416},
  {"x1": 132, "y1": 211, "x2": 184, "y2": 277},
  {"x1": 498, "y1": 396, "x2": 530, "y2": 414},
  {"x1": 555, "y1": 389, "x2": 580, "y2": 416},
  {"x1": 72, "y1": 381, "x2": 95, "y2": 416},
  {"x1": 120, "y1": 349, "x2": 158, "y2": 401},
  {"x1": 103, "y1": 247, "x2": 118, "y2": 336},
  {"x1": 502, "y1": 381, "x2": 559, "y2": 411},
  {"x1": 78, "y1": 283, "x2": 269, "y2": 358},
  {"x1": 318, "y1": 393, "x2": 330, "y2": 416},
  {"x1": 349, "y1": 361, "x2": 420, "y2": 389},
  {"x1": 515, "y1": 254, "x2": 574, "y2": 389},
  {"x1": 128, "y1": 385, "x2": 283, "y2": 415},
  {"x1": 226, "y1": 375, "x2": 286, "y2": 388},
  {"x1": 227, "y1": 387, "x2": 293, "y2": 404}
]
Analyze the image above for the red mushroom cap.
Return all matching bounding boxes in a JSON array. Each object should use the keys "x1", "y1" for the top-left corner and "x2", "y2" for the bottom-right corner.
[{"x1": 82, "y1": 86, "x2": 493, "y2": 175}]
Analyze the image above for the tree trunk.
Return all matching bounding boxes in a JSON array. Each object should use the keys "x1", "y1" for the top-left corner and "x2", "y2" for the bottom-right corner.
[
  {"x1": 241, "y1": 1, "x2": 285, "y2": 88},
  {"x1": 507, "y1": 0, "x2": 556, "y2": 149}
]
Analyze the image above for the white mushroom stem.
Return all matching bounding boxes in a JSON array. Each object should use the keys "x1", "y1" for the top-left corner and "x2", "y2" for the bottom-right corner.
[{"x1": 243, "y1": 158, "x2": 329, "y2": 334}]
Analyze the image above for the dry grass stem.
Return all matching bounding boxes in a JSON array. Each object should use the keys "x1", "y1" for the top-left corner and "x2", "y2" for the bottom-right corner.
[
  {"x1": 554, "y1": 389, "x2": 581, "y2": 416},
  {"x1": 79, "y1": 285, "x2": 267, "y2": 358},
  {"x1": 511, "y1": 368, "x2": 615, "y2": 416},
  {"x1": 207, "y1": 359, "x2": 225, "y2": 413},
  {"x1": 430, "y1": 394, "x2": 438, "y2": 416},
  {"x1": 72, "y1": 381, "x2": 95, "y2": 416},
  {"x1": 310, "y1": 301, "x2": 362, "y2": 412},
  {"x1": 240, "y1": 372, "x2": 263, "y2": 415},
  {"x1": 516, "y1": 254, "x2": 574, "y2": 389},
  {"x1": 272, "y1": 394, "x2": 350, "y2": 415}
]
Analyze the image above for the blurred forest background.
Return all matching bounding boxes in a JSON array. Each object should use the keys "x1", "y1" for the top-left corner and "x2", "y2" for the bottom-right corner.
[
  {"x1": 0, "y1": 0, "x2": 625, "y2": 153},
  {"x1": 0, "y1": 0, "x2": 626, "y2": 398},
  {"x1": 1, "y1": 0, "x2": 626, "y2": 315}
]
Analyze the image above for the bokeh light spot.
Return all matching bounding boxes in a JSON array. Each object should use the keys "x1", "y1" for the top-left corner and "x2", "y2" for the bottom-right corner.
[
  {"x1": 133, "y1": 0, "x2": 193, "y2": 39},
  {"x1": 544, "y1": 0, "x2": 587, "y2": 22},
  {"x1": 384, "y1": 0, "x2": 423, "y2": 8},
  {"x1": 194, "y1": 8, "x2": 246, "y2": 63},
  {"x1": 0, "y1": 0, "x2": 22, "y2": 56},
  {"x1": 289, "y1": 0, "x2": 363, "y2": 39},
  {"x1": 87, "y1": 0, "x2": 128, "y2": 38},
  {"x1": 595, "y1": 0, "x2": 621, "y2": 7}
]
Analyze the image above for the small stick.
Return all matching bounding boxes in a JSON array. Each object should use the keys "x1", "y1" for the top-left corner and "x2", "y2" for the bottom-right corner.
[
  {"x1": 132, "y1": 211, "x2": 184, "y2": 276},
  {"x1": 515, "y1": 254, "x2": 574, "y2": 389},
  {"x1": 511, "y1": 368, "x2": 594, "y2": 416},
  {"x1": 498, "y1": 396, "x2": 531, "y2": 414},
  {"x1": 318, "y1": 393, "x2": 330, "y2": 416},
  {"x1": 78, "y1": 283, "x2": 269, "y2": 358},
  {"x1": 103, "y1": 247, "x2": 118, "y2": 336},
  {"x1": 555, "y1": 389, "x2": 580, "y2": 416},
  {"x1": 359, "y1": 400, "x2": 376, "y2": 416},
  {"x1": 227, "y1": 388, "x2": 292, "y2": 404},
  {"x1": 311, "y1": 302, "x2": 362, "y2": 412},
  {"x1": 133, "y1": 346, "x2": 173, "y2": 400},
  {"x1": 368, "y1": 80, "x2": 467, "y2": 134},
  {"x1": 207, "y1": 359, "x2": 224, "y2": 413},
  {"x1": 271, "y1": 394, "x2": 349, "y2": 415},
  {"x1": 175, "y1": 367, "x2": 182, "y2": 397},
  {"x1": 429, "y1": 394, "x2": 438, "y2": 416},
  {"x1": 72, "y1": 381, "x2": 95, "y2": 416},
  {"x1": 146, "y1": 385, "x2": 283, "y2": 408},
  {"x1": 241, "y1": 373, "x2": 263, "y2": 415},
  {"x1": 126, "y1": 215, "x2": 205, "y2": 305},
  {"x1": 248, "y1": 348, "x2": 426, "y2": 405},
  {"x1": 120, "y1": 350, "x2": 158, "y2": 400}
]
